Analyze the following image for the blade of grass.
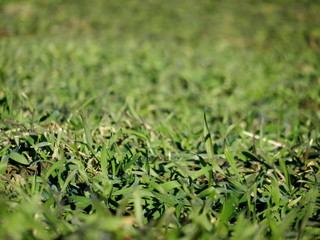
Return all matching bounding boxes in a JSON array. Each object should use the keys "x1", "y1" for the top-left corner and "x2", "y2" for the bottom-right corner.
[
  {"x1": 203, "y1": 111, "x2": 224, "y2": 176},
  {"x1": 80, "y1": 113, "x2": 95, "y2": 155},
  {"x1": 9, "y1": 152, "x2": 30, "y2": 165},
  {"x1": 0, "y1": 154, "x2": 9, "y2": 174},
  {"x1": 225, "y1": 146, "x2": 242, "y2": 182},
  {"x1": 133, "y1": 190, "x2": 143, "y2": 228}
]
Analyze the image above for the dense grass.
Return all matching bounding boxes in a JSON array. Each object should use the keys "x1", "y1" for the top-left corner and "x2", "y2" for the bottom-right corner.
[{"x1": 0, "y1": 0, "x2": 319, "y2": 239}]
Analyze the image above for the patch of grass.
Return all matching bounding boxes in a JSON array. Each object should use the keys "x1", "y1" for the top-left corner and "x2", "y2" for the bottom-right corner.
[{"x1": 0, "y1": 0, "x2": 319, "y2": 239}]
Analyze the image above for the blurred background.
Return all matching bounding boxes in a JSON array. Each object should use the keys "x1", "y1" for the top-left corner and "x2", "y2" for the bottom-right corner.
[{"x1": 0, "y1": 0, "x2": 319, "y2": 134}]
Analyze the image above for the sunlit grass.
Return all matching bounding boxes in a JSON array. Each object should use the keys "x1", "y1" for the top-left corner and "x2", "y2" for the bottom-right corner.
[{"x1": 0, "y1": 0, "x2": 319, "y2": 239}]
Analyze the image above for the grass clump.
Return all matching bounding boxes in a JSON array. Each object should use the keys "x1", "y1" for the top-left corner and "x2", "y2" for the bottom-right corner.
[{"x1": 0, "y1": 0, "x2": 319, "y2": 239}]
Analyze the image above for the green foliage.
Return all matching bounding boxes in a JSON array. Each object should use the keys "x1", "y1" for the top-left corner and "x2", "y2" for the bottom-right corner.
[{"x1": 0, "y1": 0, "x2": 319, "y2": 239}]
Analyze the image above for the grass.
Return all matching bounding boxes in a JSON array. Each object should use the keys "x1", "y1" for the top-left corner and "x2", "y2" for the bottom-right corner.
[{"x1": 0, "y1": 0, "x2": 320, "y2": 239}]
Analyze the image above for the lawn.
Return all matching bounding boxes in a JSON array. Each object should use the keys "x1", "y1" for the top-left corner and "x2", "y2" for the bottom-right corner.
[{"x1": 0, "y1": 0, "x2": 319, "y2": 239}]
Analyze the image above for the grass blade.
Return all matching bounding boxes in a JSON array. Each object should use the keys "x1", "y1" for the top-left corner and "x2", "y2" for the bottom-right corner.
[
  {"x1": 203, "y1": 111, "x2": 224, "y2": 175},
  {"x1": 9, "y1": 152, "x2": 30, "y2": 165},
  {"x1": 80, "y1": 113, "x2": 95, "y2": 154}
]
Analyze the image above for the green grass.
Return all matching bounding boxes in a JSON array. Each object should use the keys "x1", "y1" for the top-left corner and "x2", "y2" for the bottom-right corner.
[{"x1": 0, "y1": 0, "x2": 320, "y2": 239}]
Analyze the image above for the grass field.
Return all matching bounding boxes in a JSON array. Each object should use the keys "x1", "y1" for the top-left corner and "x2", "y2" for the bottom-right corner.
[{"x1": 0, "y1": 0, "x2": 320, "y2": 239}]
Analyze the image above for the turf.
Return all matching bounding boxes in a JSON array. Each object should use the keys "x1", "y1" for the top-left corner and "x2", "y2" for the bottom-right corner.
[{"x1": 0, "y1": 0, "x2": 319, "y2": 239}]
